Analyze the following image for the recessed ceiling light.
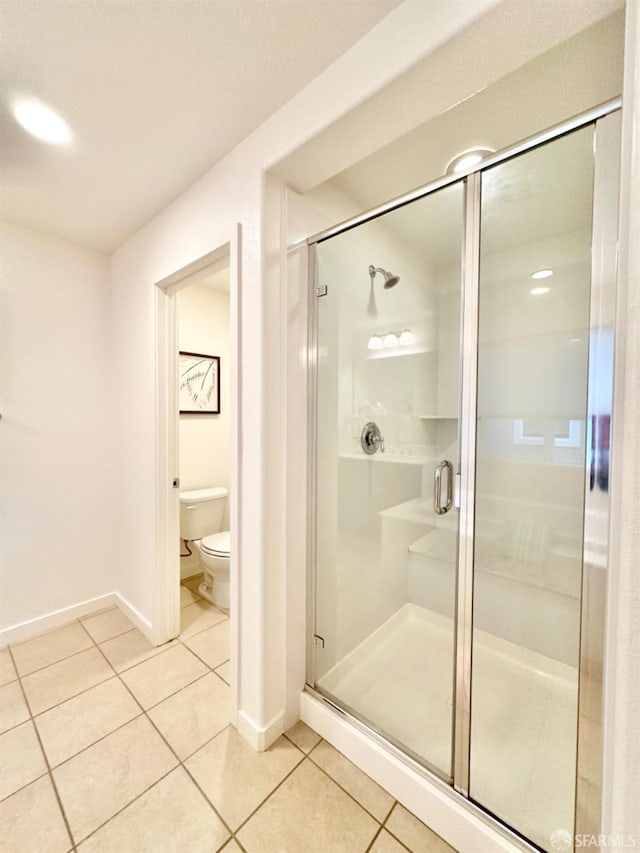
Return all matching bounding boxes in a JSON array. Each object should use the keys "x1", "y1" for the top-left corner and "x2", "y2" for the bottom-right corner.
[
  {"x1": 531, "y1": 269, "x2": 554, "y2": 279},
  {"x1": 12, "y1": 100, "x2": 72, "y2": 145},
  {"x1": 530, "y1": 286, "x2": 550, "y2": 296},
  {"x1": 446, "y1": 147, "x2": 493, "y2": 175}
]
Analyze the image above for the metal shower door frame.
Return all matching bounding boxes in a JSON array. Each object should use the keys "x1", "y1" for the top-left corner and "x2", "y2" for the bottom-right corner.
[{"x1": 304, "y1": 97, "x2": 621, "y2": 848}]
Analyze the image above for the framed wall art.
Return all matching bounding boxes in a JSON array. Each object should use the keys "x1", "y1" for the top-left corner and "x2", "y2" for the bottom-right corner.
[{"x1": 179, "y1": 351, "x2": 220, "y2": 414}]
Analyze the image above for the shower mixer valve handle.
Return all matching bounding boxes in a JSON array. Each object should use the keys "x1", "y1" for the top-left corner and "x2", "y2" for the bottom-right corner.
[{"x1": 360, "y1": 421, "x2": 385, "y2": 455}]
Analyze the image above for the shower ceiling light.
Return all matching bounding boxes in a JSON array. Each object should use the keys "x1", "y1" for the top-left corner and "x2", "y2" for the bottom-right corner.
[
  {"x1": 446, "y1": 147, "x2": 493, "y2": 175},
  {"x1": 12, "y1": 100, "x2": 73, "y2": 145},
  {"x1": 383, "y1": 333, "x2": 399, "y2": 348},
  {"x1": 399, "y1": 330, "x2": 414, "y2": 346},
  {"x1": 530, "y1": 286, "x2": 550, "y2": 296},
  {"x1": 531, "y1": 269, "x2": 554, "y2": 279},
  {"x1": 367, "y1": 335, "x2": 383, "y2": 350}
]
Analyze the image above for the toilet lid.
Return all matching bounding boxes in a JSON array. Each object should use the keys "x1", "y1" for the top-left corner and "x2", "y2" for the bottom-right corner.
[{"x1": 201, "y1": 530, "x2": 230, "y2": 556}]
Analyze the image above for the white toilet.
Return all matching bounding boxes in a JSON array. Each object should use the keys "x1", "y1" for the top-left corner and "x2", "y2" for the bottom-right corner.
[{"x1": 179, "y1": 486, "x2": 230, "y2": 609}]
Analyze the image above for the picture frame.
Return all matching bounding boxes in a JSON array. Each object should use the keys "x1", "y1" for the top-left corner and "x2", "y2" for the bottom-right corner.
[{"x1": 179, "y1": 351, "x2": 220, "y2": 414}]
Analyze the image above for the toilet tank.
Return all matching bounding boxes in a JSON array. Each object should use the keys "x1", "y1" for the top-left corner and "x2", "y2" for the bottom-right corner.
[{"x1": 179, "y1": 487, "x2": 228, "y2": 541}]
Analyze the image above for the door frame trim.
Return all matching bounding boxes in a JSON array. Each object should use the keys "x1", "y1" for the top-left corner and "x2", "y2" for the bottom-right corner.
[
  {"x1": 303, "y1": 103, "x2": 622, "y2": 846},
  {"x1": 452, "y1": 169, "x2": 481, "y2": 796},
  {"x1": 153, "y1": 225, "x2": 242, "y2": 728}
]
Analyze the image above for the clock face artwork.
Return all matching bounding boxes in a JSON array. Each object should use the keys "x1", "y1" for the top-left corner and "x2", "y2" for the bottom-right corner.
[{"x1": 179, "y1": 352, "x2": 220, "y2": 413}]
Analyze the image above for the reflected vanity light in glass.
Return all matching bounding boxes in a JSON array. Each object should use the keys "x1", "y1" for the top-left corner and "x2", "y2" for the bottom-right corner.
[
  {"x1": 530, "y1": 286, "x2": 551, "y2": 295},
  {"x1": 368, "y1": 330, "x2": 414, "y2": 349},
  {"x1": 531, "y1": 268, "x2": 554, "y2": 279}
]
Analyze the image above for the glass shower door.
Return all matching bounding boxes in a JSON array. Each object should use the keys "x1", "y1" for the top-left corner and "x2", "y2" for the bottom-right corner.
[
  {"x1": 469, "y1": 125, "x2": 597, "y2": 850},
  {"x1": 310, "y1": 183, "x2": 464, "y2": 778}
]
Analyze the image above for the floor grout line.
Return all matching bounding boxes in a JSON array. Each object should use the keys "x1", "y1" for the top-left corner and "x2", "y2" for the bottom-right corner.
[
  {"x1": 143, "y1": 669, "x2": 216, "y2": 713},
  {"x1": 4, "y1": 605, "x2": 430, "y2": 853},
  {"x1": 28, "y1": 672, "x2": 122, "y2": 721},
  {"x1": 10, "y1": 609, "x2": 228, "y2": 846},
  {"x1": 10, "y1": 639, "x2": 97, "y2": 679},
  {"x1": 72, "y1": 764, "x2": 181, "y2": 847},
  {"x1": 23, "y1": 668, "x2": 116, "y2": 719},
  {"x1": 306, "y1": 745, "x2": 392, "y2": 826},
  {"x1": 380, "y1": 802, "x2": 422, "y2": 853},
  {"x1": 364, "y1": 824, "x2": 385, "y2": 852},
  {"x1": 230, "y1": 750, "x2": 308, "y2": 838},
  {"x1": 176, "y1": 635, "x2": 229, "y2": 674},
  {"x1": 179, "y1": 614, "x2": 229, "y2": 642},
  {"x1": 0, "y1": 768, "x2": 50, "y2": 805},
  {"x1": 81, "y1": 624, "x2": 140, "y2": 645},
  {"x1": 45, "y1": 709, "x2": 146, "y2": 771},
  {"x1": 5, "y1": 645, "x2": 78, "y2": 852},
  {"x1": 100, "y1": 636, "x2": 181, "y2": 675},
  {"x1": 8, "y1": 615, "x2": 221, "y2": 752},
  {"x1": 381, "y1": 798, "x2": 397, "y2": 825},
  {"x1": 87, "y1": 628, "x2": 238, "y2": 846}
]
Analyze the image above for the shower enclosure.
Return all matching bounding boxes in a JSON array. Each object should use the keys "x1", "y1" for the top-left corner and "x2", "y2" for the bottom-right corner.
[{"x1": 305, "y1": 103, "x2": 620, "y2": 852}]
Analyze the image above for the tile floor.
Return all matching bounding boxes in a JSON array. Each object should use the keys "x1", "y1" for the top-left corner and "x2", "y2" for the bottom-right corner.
[{"x1": 0, "y1": 576, "x2": 456, "y2": 852}]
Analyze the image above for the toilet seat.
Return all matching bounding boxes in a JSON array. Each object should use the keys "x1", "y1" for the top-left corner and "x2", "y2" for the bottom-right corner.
[{"x1": 201, "y1": 530, "x2": 230, "y2": 557}]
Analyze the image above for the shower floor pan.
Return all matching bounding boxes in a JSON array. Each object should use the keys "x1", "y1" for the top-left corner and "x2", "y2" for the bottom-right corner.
[{"x1": 316, "y1": 603, "x2": 577, "y2": 850}]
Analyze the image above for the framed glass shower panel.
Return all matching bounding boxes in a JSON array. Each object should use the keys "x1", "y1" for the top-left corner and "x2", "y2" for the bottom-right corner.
[
  {"x1": 310, "y1": 183, "x2": 465, "y2": 778},
  {"x1": 469, "y1": 125, "x2": 597, "y2": 851}
]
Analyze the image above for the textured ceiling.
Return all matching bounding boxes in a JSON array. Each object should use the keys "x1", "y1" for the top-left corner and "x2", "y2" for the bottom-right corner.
[{"x1": 0, "y1": 0, "x2": 400, "y2": 252}]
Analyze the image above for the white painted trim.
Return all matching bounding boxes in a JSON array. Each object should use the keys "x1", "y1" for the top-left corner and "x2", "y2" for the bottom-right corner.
[
  {"x1": 237, "y1": 708, "x2": 284, "y2": 752},
  {"x1": 154, "y1": 282, "x2": 181, "y2": 647},
  {"x1": 228, "y1": 222, "x2": 242, "y2": 729},
  {"x1": 114, "y1": 592, "x2": 154, "y2": 642},
  {"x1": 153, "y1": 224, "x2": 241, "y2": 727},
  {"x1": 0, "y1": 594, "x2": 116, "y2": 646},
  {"x1": 602, "y1": 0, "x2": 640, "y2": 838},
  {"x1": 0, "y1": 592, "x2": 151, "y2": 647},
  {"x1": 300, "y1": 692, "x2": 531, "y2": 853}
]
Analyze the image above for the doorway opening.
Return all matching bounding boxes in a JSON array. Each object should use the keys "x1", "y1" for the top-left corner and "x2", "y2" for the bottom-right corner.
[{"x1": 154, "y1": 228, "x2": 241, "y2": 725}]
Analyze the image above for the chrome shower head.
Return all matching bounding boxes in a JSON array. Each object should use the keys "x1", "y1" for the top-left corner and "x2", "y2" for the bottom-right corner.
[{"x1": 369, "y1": 264, "x2": 400, "y2": 289}]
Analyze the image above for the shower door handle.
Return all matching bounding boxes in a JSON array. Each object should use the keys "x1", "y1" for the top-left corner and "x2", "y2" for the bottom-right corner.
[{"x1": 434, "y1": 460, "x2": 454, "y2": 515}]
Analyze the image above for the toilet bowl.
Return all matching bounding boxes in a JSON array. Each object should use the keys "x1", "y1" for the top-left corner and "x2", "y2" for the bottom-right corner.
[
  {"x1": 195, "y1": 530, "x2": 230, "y2": 609},
  {"x1": 179, "y1": 486, "x2": 230, "y2": 609}
]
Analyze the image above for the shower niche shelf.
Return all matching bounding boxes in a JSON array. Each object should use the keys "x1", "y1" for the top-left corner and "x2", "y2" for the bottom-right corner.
[
  {"x1": 339, "y1": 451, "x2": 434, "y2": 465},
  {"x1": 419, "y1": 414, "x2": 458, "y2": 420}
]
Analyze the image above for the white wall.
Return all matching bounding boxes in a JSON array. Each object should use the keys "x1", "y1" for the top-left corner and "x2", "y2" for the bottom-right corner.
[
  {"x1": 603, "y1": 0, "x2": 640, "y2": 839},
  {"x1": 178, "y1": 281, "x2": 230, "y2": 498},
  {"x1": 106, "y1": 0, "x2": 638, "y2": 805},
  {"x1": 109, "y1": 0, "x2": 502, "y2": 749},
  {"x1": 0, "y1": 220, "x2": 113, "y2": 641}
]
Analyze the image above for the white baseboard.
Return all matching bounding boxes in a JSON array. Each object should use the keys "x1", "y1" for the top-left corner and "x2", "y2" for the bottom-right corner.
[
  {"x1": 0, "y1": 593, "x2": 117, "y2": 647},
  {"x1": 114, "y1": 593, "x2": 153, "y2": 643},
  {"x1": 300, "y1": 691, "x2": 529, "y2": 853},
  {"x1": 237, "y1": 709, "x2": 284, "y2": 752},
  {"x1": 0, "y1": 591, "x2": 154, "y2": 648},
  {"x1": 180, "y1": 552, "x2": 201, "y2": 580}
]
